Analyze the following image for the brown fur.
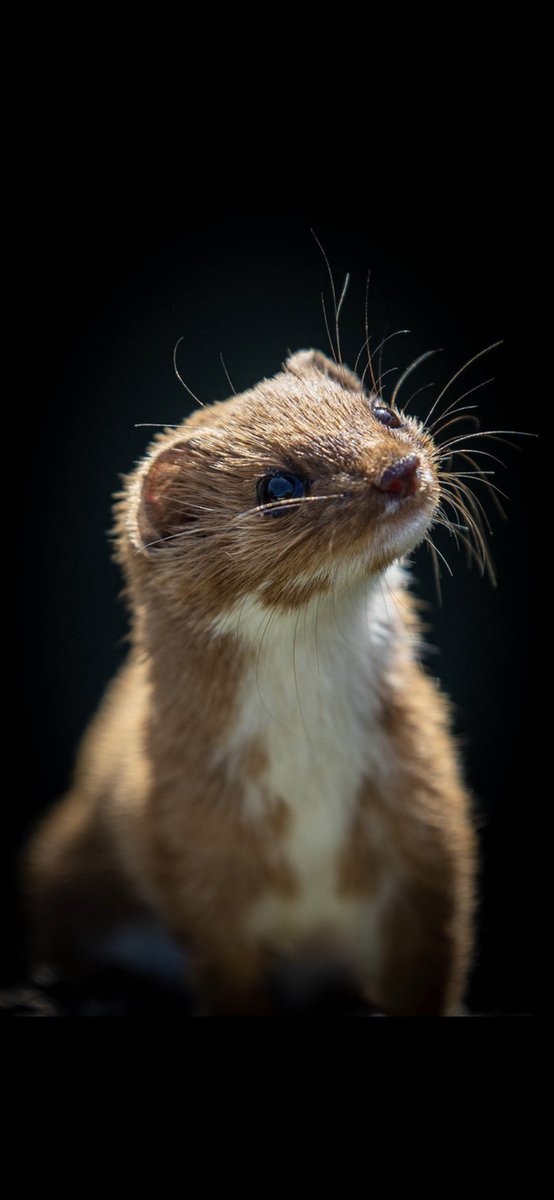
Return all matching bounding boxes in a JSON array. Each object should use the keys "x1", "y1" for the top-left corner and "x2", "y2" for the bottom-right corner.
[{"x1": 22, "y1": 348, "x2": 477, "y2": 1015}]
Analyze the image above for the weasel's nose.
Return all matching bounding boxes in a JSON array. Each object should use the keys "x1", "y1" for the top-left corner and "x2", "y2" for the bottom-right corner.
[{"x1": 376, "y1": 454, "x2": 420, "y2": 498}]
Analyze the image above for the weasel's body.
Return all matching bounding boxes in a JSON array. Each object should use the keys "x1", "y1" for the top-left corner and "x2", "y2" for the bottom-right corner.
[{"x1": 23, "y1": 350, "x2": 476, "y2": 1015}]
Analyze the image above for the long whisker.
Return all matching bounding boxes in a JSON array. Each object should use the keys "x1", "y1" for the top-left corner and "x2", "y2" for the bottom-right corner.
[
  {"x1": 439, "y1": 484, "x2": 495, "y2": 581},
  {"x1": 220, "y1": 353, "x2": 237, "y2": 395},
  {"x1": 235, "y1": 492, "x2": 349, "y2": 520},
  {"x1": 442, "y1": 478, "x2": 494, "y2": 536},
  {"x1": 434, "y1": 504, "x2": 482, "y2": 552},
  {"x1": 362, "y1": 267, "x2": 378, "y2": 393},
  {"x1": 423, "y1": 340, "x2": 503, "y2": 428},
  {"x1": 431, "y1": 411, "x2": 480, "y2": 439},
  {"x1": 449, "y1": 477, "x2": 508, "y2": 543},
  {"x1": 312, "y1": 228, "x2": 341, "y2": 364},
  {"x1": 173, "y1": 336, "x2": 205, "y2": 408},
  {"x1": 353, "y1": 271, "x2": 373, "y2": 384},
  {"x1": 438, "y1": 429, "x2": 536, "y2": 451},
  {"x1": 391, "y1": 349, "x2": 442, "y2": 410},
  {"x1": 446, "y1": 450, "x2": 508, "y2": 517},
  {"x1": 437, "y1": 446, "x2": 507, "y2": 469},
  {"x1": 335, "y1": 272, "x2": 350, "y2": 365},
  {"x1": 436, "y1": 512, "x2": 492, "y2": 577},
  {"x1": 437, "y1": 495, "x2": 487, "y2": 576},
  {"x1": 424, "y1": 535, "x2": 444, "y2": 606},
  {"x1": 438, "y1": 483, "x2": 486, "y2": 546},
  {"x1": 440, "y1": 478, "x2": 491, "y2": 537},
  {"x1": 165, "y1": 499, "x2": 219, "y2": 513},
  {"x1": 439, "y1": 470, "x2": 510, "y2": 502},
  {"x1": 377, "y1": 366, "x2": 399, "y2": 388},
  {"x1": 320, "y1": 293, "x2": 338, "y2": 364},
  {"x1": 432, "y1": 516, "x2": 484, "y2": 567},
  {"x1": 424, "y1": 534, "x2": 454, "y2": 577},
  {"x1": 371, "y1": 329, "x2": 411, "y2": 395},
  {"x1": 426, "y1": 377, "x2": 495, "y2": 434},
  {"x1": 400, "y1": 380, "x2": 435, "y2": 414}
]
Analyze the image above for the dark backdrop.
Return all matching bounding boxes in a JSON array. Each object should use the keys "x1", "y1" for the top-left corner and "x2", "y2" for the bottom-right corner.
[{"x1": 5, "y1": 185, "x2": 546, "y2": 1014}]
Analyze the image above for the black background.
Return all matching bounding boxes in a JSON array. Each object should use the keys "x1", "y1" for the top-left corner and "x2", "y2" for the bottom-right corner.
[{"x1": 4, "y1": 185, "x2": 546, "y2": 1014}]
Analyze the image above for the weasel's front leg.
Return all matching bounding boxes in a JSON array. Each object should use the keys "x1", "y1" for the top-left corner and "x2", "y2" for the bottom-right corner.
[
  {"x1": 367, "y1": 669, "x2": 477, "y2": 1016},
  {"x1": 373, "y1": 869, "x2": 474, "y2": 1016}
]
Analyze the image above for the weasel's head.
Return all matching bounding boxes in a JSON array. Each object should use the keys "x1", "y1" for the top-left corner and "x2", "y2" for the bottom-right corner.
[{"x1": 120, "y1": 350, "x2": 440, "y2": 621}]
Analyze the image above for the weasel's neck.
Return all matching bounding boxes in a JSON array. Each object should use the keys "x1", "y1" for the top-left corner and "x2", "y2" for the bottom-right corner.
[
  {"x1": 139, "y1": 565, "x2": 410, "y2": 764},
  {"x1": 211, "y1": 567, "x2": 406, "y2": 726},
  {"x1": 207, "y1": 568, "x2": 408, "y2": 821}
]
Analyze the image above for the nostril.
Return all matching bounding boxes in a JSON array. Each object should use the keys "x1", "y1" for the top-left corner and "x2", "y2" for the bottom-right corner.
[{"x1": 376, "y1": 454, "x2": 420, "y2": 497}]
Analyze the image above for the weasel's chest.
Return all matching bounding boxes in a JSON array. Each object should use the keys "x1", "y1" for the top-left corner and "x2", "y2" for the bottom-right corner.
[
  {"x1": 214, "y1": 591, "x2": 396, "y2": 979},
  {"x1": 241, "y1": 714, "x2": 391, "y2": 980}
]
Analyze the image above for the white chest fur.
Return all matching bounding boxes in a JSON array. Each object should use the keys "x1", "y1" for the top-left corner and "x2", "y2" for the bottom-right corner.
[{"x1": 212, "y1": 569, "x2": 403, "y2": 980}]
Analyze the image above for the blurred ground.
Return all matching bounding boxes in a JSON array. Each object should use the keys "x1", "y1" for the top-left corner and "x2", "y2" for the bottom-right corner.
[{"x1": 0, "y1": 968, "x2": 381, "y2": 1017}]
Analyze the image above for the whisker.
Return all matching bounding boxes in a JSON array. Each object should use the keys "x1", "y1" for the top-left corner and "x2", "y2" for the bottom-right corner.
[
  {"x1": 376, "y1": 366, "x2": 399, "y2": 388},
  {"x1": 233, "y1": 492, "x2": 348, "y2": 521},
  {"x1": 442, "y1": 478, "x2": 494, "y2": 536},
  {"x1": 138, "y1": 490, "x2": 348, "y2": 553},
  {"x1": 438, "y1": 429, "x2": 536, "y2": 452},
  {"x1": 447, "y1": 450, "x2": 508, "y2": 517},
  {"x1": 255, "y1": 605, "x2": 288, "y2": 728},
  {"x1": 440, "y1": 468, "x2": 494, "y2": 478},
  {"x1": 173, "y1": 336, "x2": 205, "y2": 408},
  {"x1": 390, "y1": 349, "x2": 442, "y2": 410},
  {"x1": 423, "y1": 341, "x2": 503, "y2": 428},
  {"x1": 434, "y1": 513, "x2": 490, "y2": 577},
  {"x1": 424, "y1": 534, "x2": 454, "y2": 577},
  {"x1": 320, "y1": 293, "x2": 338, "y2": 365},
  {"x1": 434, "y1": 505, "x2": 476, "y2": 545},
  {"x1": 292, "y1": 606, "x2": 310, "y2": 737},
  {"x1": 437, "y1": 447, "x2": 507, "y2": 470},
  {"x1": 353, "y1": 272, "x2": 374, "y2": 383},
  {"x1": 424, "y1": 536, "x2": 444, "y2": 606},
  {"x1": 311, "y1": 228, "x2": 341, "y2": 364},
  {"x1": 220, "y1": 353, "x2": 237, "y2": 395},
  {"x1": 439, "y1": 485, "x2": 495, "y2": 581},
  {"x1": 440, "y1": 470, "x2": 509, "y2": 502},
  {"x1": 431, "y1": 411, "x2": 480, "y2": 439},
  {"x1": 376, "y1": 327, "x2": 388, "y2": 402},
  {"x1": 163, "y1": 499, "x2": 219, "y2": 513},
  {"x1": 361, "y1": 328, "x2": 410, "y2": 396},
  {"x1": 426, "y1": 377, "x2": 495, "y2": 434},
  {"x1": 438, "y1": 485, "x2": 485, "y2": 546},
  {"x1": 134, "y1": 527, "x2": 207, "y2": 554},
  {"x1": 335, "y1": 272, "x2": 350, "y2": 365},
  {"x1": 400, "y1": 380, "x2": 435, "y2": 414},
  {"x1": 362, "y1": 267, "x2": 378, "y2": 393},
  {"x1": 440, "y1": 479, "x2": 490, "y2": 537},
  {"x1": 448, "y1": 477, "x2": 507, "y2": 549}
]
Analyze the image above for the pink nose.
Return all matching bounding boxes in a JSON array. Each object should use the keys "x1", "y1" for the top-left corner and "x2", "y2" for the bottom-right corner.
[{"x1": 376, "y1": 455, "x2": 420, "y2": 497}]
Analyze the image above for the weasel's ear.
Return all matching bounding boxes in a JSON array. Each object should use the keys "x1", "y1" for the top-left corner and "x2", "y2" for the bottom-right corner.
[
  {"x1": 285, "y1": 349, "x2": 363, "y2": 393},
  {"x1": 136, "y1": 442, "x2": 192, "y2": 553}
]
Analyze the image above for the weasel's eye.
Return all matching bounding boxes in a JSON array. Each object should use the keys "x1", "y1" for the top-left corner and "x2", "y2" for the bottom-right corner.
[
  {"x1": 373, "y1": 404, "x2": 401, "y2": 429},
  {"x1": 257, "y1": 472, "x2": 308, "y2": 515}
]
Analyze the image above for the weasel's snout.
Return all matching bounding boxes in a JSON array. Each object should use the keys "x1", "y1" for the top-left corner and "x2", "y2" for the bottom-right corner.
[{"x1": 375, "y1": 455, "x2": 420, "y2": 498}]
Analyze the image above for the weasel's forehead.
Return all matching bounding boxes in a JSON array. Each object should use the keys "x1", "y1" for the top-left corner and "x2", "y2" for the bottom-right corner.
[{"x1": 182, "y1": 371, "x2": 372, "y2": 444}]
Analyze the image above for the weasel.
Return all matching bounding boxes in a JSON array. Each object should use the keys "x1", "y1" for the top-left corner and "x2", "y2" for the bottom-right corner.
[{"x1": 22, "y1": 347, "x2": 477, "y2": 1015}]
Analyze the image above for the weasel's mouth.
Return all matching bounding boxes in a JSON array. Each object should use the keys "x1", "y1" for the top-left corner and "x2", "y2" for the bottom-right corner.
[
  {"x1": 364, "y1": 480, "x2": 437, "y2": 566},
  {"x1": 377, "y1": 482, "x2": 436, "y2": 523}
]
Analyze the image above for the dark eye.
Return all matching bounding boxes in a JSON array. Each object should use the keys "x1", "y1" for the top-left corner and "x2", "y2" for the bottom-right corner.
[
  {"x1": 256, "y1": 472, "x2": 308, "y2": 515},
  {"x1": 373, "y1": 404, "x2": 401, "y2": 429}
]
